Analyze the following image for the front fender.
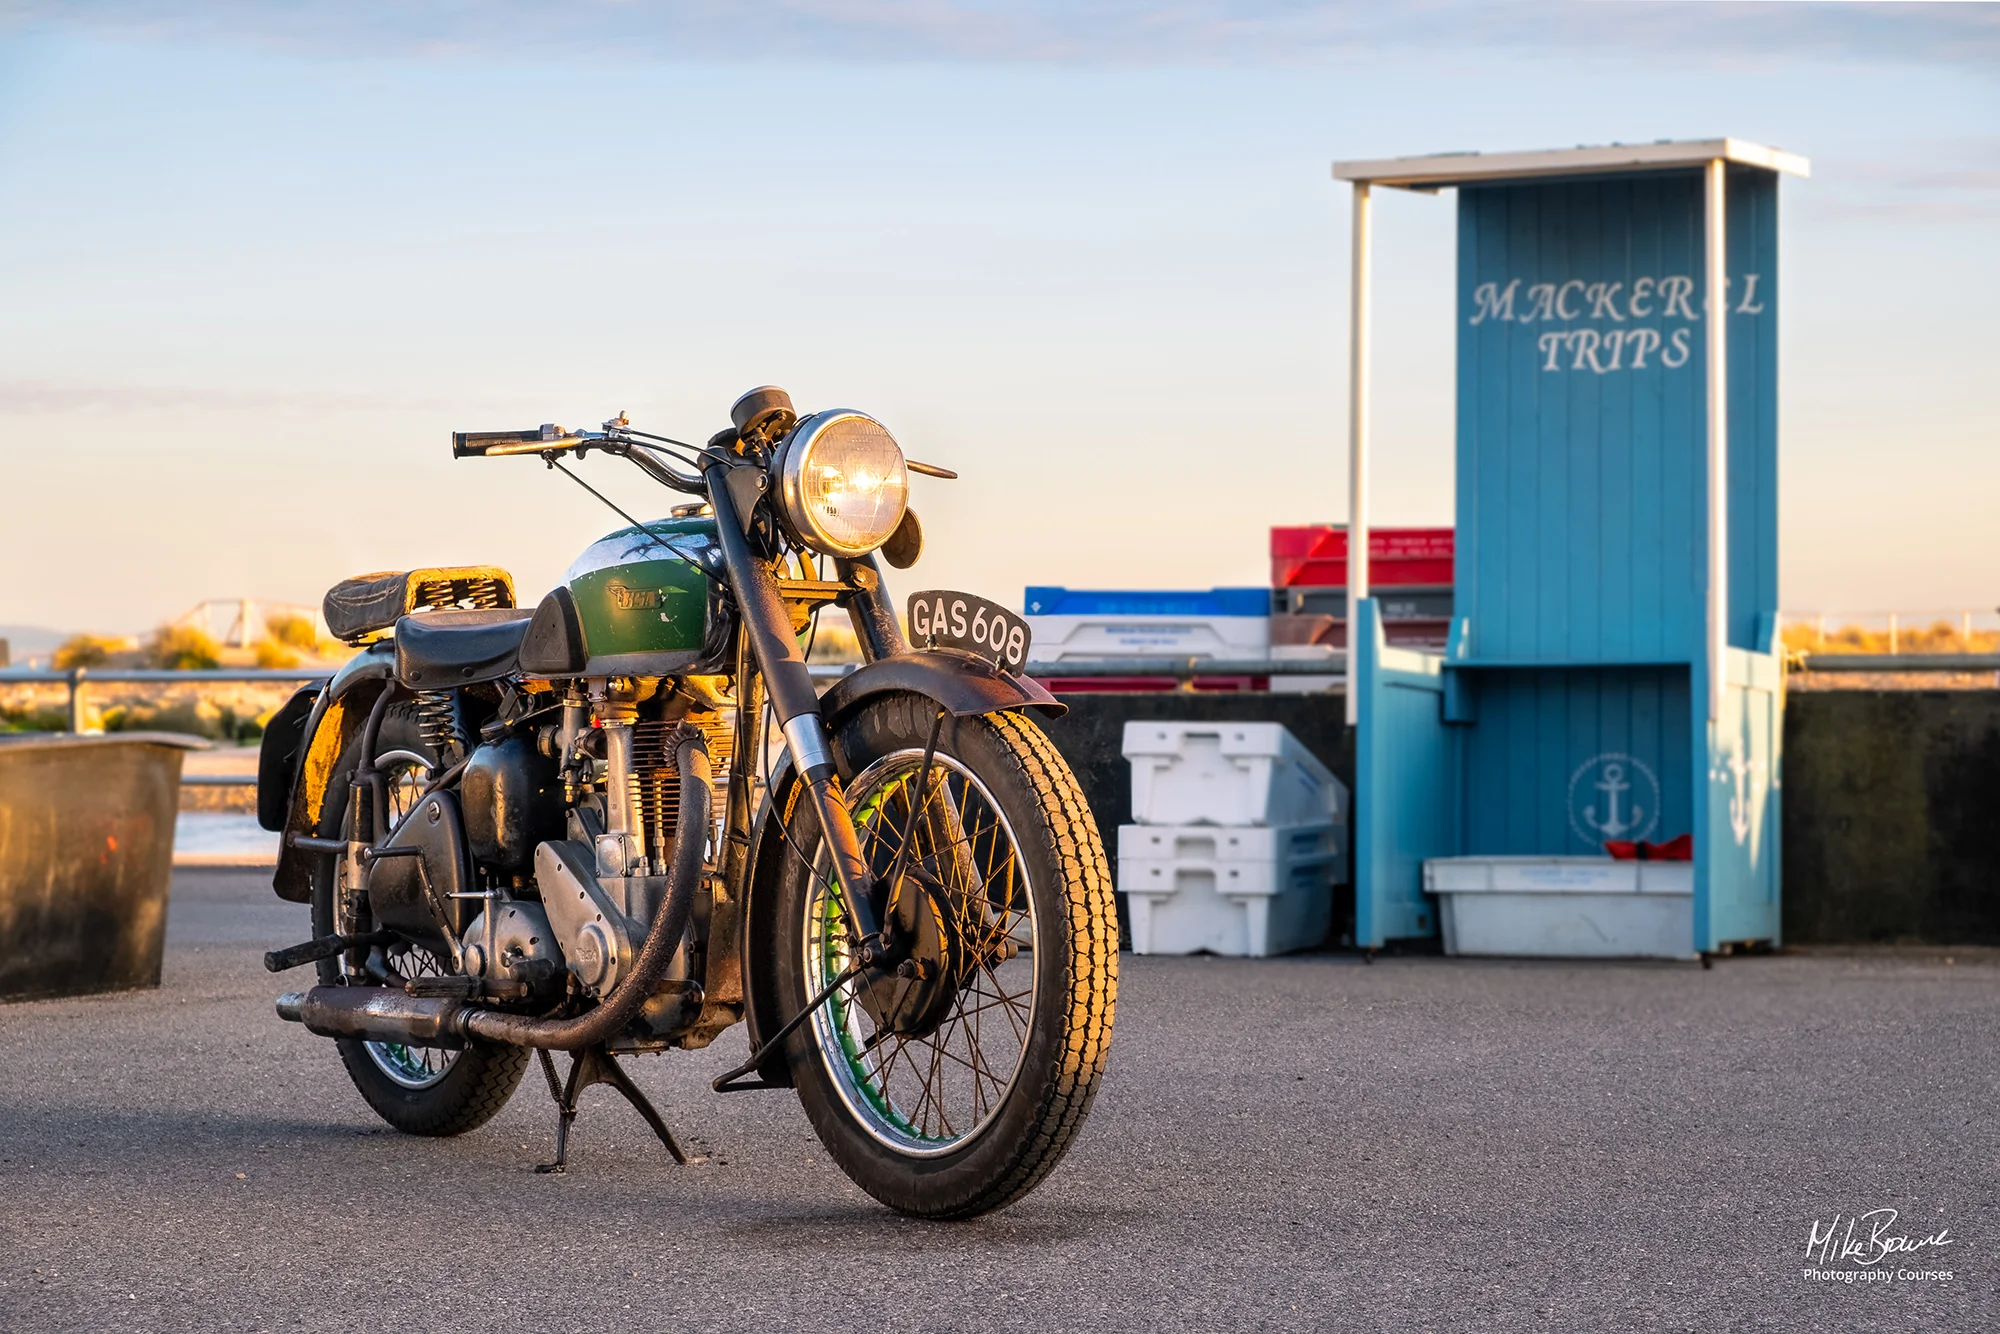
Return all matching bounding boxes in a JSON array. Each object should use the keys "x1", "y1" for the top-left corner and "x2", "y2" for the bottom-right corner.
[
  {"x1": 268, "y1": 643, "x2": 397, "y2": 902},
  {"x1": 818, "y1": 648, "x2": 1063, "y2": 729},
  {"x1": 736, "y1": 650, "x2": 1061, "y2": 1083}
]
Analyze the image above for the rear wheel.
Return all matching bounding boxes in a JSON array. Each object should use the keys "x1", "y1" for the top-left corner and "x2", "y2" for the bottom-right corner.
[
  {"x1": 771, "y1": 693, "x2": 1118, "y2": 1218},
  {"x1": 308, "y1": 702, "x2": 528, "y2": 1137}
]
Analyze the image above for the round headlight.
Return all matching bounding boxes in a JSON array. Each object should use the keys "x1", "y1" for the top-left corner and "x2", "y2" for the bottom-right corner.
[{"x1": 775, "y1": 411, "x2": 910, "y2": 558}]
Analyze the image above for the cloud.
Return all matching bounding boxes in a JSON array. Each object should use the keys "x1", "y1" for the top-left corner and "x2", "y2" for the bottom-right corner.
[
  {"x1": 1809, "y1": 140, "x2": 2000, "y2": 223},
  {"x1": 2, "y1": 0, "x2": 1994, "y2": 72},
  {"x1": 0, "y1": 378, "x2": 450, "y2": 415}
]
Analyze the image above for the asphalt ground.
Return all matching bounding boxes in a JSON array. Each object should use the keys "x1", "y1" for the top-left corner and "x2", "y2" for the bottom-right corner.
[{"x1": 2, "y1": 870, "x2": 1995, "y2": 1333}]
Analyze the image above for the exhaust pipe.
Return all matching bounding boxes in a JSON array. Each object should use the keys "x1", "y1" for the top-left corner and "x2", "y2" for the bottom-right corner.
[
  {"x1": 276, "y1": 986, "x2": 469, "y2": 1047},
  {"x1": 460, "y1": 729, "x2": 709, "y2": 1050},
  {"x1": 276, "y1": 726, "x2": 711, "y2": 1055}
]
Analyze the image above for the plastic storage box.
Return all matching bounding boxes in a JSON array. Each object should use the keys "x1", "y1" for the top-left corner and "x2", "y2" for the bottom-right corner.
[
  {"x1": 1269, "y1": 614, "x2": 1451, "y2": 651},
  {"x1": 1118, "y1": 823, "x2": 1343, "y2": 956},
  {"x1": 1272, "y1": 587, "x2": 1455, "y2": 619},
  {"x1": 1023, "y1": 587, "x2": 1269, "y2": 661},
  {"x1": 1270, "y1": 526, "x2": 1454, "y2": 589},
  {"x1": 1122, "y1": 721, "x2": 1347, "y2": 827},
  {"x1": 1423, "y1": 856, "x2": 1694, "y2": 959},
  {"x1": 1268, "y1": 644, "x2": 1343, "y2": 695}
]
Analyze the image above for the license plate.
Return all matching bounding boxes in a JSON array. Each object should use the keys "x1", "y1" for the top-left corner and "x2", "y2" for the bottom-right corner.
[{"x1": 906, "y1": 590, "x2": 1032, "y2": 672}]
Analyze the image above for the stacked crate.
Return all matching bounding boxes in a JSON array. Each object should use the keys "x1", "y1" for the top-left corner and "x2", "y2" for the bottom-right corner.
[
  {"x1": 1116, "y1": 722, "x2": 1349, "y2": 956},
  {"x1": 1023, "y1": 587, "x2": 1270, "y2": 692},
  {"x1": 1270, "y1": 526, "x2": 1454, "y2": 650}
]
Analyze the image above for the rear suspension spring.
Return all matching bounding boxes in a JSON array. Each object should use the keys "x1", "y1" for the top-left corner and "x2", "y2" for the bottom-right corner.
[{"x1": 414, "y1": 690, "x2": 467, "y2": 760}]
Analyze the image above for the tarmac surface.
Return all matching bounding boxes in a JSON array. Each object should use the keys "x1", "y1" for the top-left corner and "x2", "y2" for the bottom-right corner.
[{"x1": 2, "y1": 869, "x2": 1995, "y2": 1332}]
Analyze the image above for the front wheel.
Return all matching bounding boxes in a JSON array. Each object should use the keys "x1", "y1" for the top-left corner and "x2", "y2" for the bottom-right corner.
[{"x1": 770, "y1": 693, "x2": 1119, "y2": 1219}]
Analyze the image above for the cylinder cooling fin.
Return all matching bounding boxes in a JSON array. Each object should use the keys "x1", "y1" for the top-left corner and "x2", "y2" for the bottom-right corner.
[{"x1": 630, "y1": 712, "x2": 732, "y2": 873}]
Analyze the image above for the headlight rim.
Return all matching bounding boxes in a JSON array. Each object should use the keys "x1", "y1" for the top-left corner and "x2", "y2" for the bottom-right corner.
[{"x1": 773, "y1": 409, "x2": 910, "y2": 559}]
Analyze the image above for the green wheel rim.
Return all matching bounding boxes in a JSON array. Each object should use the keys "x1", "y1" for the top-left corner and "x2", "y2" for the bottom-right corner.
[{"x1": 803, "y1": 750, "x2": 1038, "y2": 1158}]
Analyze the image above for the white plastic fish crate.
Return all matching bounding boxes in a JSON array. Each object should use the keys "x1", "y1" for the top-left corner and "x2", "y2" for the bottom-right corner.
[
  {"x1": 1422, "y1": 855, "x2": 1694, "y2": 959},
  {"x1": 1024, "y1": 613, "x2": 1270, "y2": 661},
  {"x1": 1024, "y1": 586, "x2": 1270, "y2": 661},
  {"x1": 1117, "y1": 822, "x2": 1343, "y2": 957},
  {"x1": 1118, "y1": 822, "x2": 1347, "y2": 888},
  {"x1": 1122, "y1": 721, "x2": 1348, "y2": 828}
]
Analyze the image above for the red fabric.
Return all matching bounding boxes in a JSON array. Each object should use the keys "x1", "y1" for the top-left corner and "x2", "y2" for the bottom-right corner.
[
  {"x1": 1603, "y1": 834, "x2": 1693, "y2": 862},
  {"x1": 1647, "y1": 833, "x2": 1694, "y2": 861}
]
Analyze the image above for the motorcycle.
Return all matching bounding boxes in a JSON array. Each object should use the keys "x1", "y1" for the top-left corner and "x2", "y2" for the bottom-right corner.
[{"x1": 257, "y1": 386, "x2": 1118, "y2": 1218}]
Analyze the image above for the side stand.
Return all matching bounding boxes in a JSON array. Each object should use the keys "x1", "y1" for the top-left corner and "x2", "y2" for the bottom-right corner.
[{"x1": 534, "y1": 1046, "x2": 705, "y2": 1174}]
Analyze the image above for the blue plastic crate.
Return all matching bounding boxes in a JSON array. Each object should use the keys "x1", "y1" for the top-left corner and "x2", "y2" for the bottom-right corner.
[{"x1": 1023, "y1": 587, "x2": 1270, "y2": 618}]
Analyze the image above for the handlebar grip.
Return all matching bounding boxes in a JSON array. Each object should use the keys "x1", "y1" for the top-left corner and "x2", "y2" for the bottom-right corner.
[{"x1": 453, "y1": 429, "x2": 544, "y2": 458}]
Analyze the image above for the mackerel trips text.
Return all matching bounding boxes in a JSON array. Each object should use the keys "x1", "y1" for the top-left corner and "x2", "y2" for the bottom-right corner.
[{"x1": 1467, "y1": 274, "x2": 1766, "y2": 375}]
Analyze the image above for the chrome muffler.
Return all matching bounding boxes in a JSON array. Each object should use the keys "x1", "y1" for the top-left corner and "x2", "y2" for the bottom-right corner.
[{"x1": 276, "y1": 987, "x2": 470, "y2": 1048}]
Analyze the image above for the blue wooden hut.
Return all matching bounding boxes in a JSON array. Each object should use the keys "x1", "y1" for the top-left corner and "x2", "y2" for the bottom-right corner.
[{"x1": 1332, "y1": 140, "x2": 1809, "y2": 958}]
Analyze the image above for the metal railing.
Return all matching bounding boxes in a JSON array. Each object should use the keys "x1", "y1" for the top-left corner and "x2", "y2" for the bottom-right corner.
[
  {"x1": 1784, "y1": 608, "x2": 1999, "y2": 656},
  {"x1": 1789, "y1": 652, "x2": 2000, "y2": 674},
  {"x1": 7, "y1": 647, "x2": 1992, "y2": 792},
  {"x1": 0, "y1": 666, "x2": 333, "y2": 734},
  {"x1": 810, "y1": 657, "x2": 1343, "y2": 681}
]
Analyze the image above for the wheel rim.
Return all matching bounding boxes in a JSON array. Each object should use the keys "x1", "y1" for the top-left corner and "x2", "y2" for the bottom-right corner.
[
  {"x1": 363, "y1": 943, "x2": 458, "y2": 1089},
  {"x1": 339, "y1": 756, "x2": 460, "y2": 1091},
  {"x1": 803, "y1": 749, "x2": 1038, "y2": 1158}
]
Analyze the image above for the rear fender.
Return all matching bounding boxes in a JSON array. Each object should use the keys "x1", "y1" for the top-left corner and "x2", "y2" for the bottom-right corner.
[
  {"x1": 736, "y1": 650, "x2": 1061, "y2": 1083},
  {"x1": 269, "y1": 644, "x2": 396, "y2": 903},
  {"x1": 256, "y1": 685, "x2": 320, "y2": 832}
]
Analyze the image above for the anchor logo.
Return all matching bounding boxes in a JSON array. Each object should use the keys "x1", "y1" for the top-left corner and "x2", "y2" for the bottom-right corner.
[
  {"x1": 1712, "y1": 749, "x2": 1765, "y2": 846},
  {"x1": 1728, "y1": 753, "x2": 1750, "y2": 844},
  {"x1": 1568, "y1": 753, "x2": 1661, "y2": 848},
  {"x1": 1587, "y1": 762, "x2": 1642, "y2": 837}
]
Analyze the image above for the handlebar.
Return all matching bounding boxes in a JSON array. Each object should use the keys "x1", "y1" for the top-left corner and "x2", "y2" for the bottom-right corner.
[
  {"x1": 450, "y1": 409, "x2": 950, "y2": 498},
  {"x1": 452, "y1": 420, "x2": 710, "y2": 495},
  {"x1": 451, "y1": 425, "x2": 590, "y2": 458}
]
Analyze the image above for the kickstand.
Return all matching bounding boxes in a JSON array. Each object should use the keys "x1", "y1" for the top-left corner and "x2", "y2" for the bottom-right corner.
[{"x1": 534, "y1": 1046, "x2": 706, "y2": 1174}]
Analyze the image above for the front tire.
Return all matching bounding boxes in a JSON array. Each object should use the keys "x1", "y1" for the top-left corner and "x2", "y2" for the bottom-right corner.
[{"x1": 770, "y1": 693, "x2": 1118, "y2": 1218}]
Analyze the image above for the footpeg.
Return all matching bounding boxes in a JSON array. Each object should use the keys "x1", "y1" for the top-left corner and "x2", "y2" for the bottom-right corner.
[{"x1": 263, "y1": 930, "x2": 395, "y2": 973}]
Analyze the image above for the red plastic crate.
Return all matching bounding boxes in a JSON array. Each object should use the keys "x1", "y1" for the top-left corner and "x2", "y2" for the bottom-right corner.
[{"x1": 1270, "y1": 525, "x2": 1454, "y2": 588}]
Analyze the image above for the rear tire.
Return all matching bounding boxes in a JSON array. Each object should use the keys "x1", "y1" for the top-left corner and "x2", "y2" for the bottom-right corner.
[
  {"x1": 770, "y1": 693, "x2": 1118, "y2": 1218},
  {"x1": 308, "y1": 702, "x2": 528, "y2": 1137}
]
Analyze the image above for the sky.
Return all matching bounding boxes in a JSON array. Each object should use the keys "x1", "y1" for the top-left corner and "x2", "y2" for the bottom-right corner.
[{"x1": 0, "y1": 1, "x2": 1995, "y2": 637}]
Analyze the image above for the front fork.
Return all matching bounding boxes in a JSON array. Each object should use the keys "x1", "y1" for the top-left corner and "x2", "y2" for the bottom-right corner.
[{"x1": 707, "y1": 469, "x2": 895, "y2": 961}]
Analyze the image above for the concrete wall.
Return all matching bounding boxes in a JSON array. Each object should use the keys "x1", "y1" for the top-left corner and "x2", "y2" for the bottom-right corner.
[
  {"x1": 0, "y1": 735, "x2": 183, "y2": 1001},
  {"x1": 1035, "y1": 687, "x2": 2000, "y2": 948},
  {"x1": 1783, "y1": 690, "x2": 2000, "y2": 945}
]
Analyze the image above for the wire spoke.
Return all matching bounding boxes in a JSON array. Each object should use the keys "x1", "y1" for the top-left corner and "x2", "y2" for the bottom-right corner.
[
  {"x1": 804, "y1": 744, "x2": 1037, "y2": 1150},
  {"x1": 907, "y1": 1027, "x2": 990, "y2": 1082}
]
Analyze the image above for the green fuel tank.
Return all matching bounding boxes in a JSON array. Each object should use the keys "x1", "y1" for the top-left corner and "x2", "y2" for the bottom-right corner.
[{"x1": 564, "y1": 516, "x2": 721, "y2": 664}]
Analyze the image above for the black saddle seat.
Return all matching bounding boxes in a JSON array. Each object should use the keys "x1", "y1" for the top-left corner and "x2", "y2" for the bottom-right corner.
[
  {"x1": 322, "y1": 566, "x2": 517, "y2": 645},
  {"x1": 394, "y1": 608, "x2": 534, "y2": 688}
]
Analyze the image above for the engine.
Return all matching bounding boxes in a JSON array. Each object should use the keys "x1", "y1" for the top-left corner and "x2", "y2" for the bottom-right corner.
[{"x1": 353, "y1": 676, "x2": 730, "y2": 1044}]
